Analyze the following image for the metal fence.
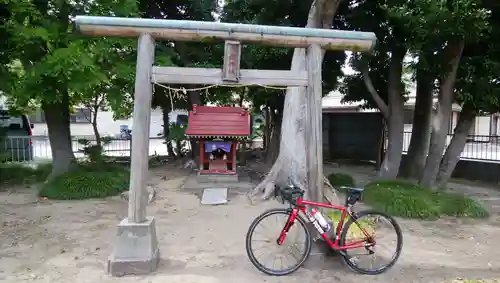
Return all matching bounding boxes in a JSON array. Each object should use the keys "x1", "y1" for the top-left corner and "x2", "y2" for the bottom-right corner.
[
  {"x1": 2, "y1": 135, "x2": 169, "y2": 162},
  {"x1": 401, "y1": 131, "x2": 500, "y2": 162},
  {"x1": 5, "y1": 133, "x2": 500, "y2": 163}
]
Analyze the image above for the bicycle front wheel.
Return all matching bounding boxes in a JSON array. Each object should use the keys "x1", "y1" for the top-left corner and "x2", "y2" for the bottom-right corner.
[
  {"x1": 339, "y1": 210, "x2": 403, "y2": 275},
  {"x1": 245, "y1": 208, "x2": 312, "y2": 276}
]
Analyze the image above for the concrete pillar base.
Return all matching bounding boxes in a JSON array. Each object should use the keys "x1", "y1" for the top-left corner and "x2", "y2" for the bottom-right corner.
[{"x1": 107, "y1": 216, "x2": 160, "y2": 277}]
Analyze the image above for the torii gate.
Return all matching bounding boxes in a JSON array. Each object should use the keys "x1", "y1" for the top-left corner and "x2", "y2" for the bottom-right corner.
[{"x1": 74, "y1": 15, "x2": 376, "y2": 276}]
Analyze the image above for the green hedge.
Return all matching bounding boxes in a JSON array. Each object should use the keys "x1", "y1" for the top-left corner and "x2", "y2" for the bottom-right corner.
[
  {"x1": 327, "y1": 172, "x2": 356, "y2": 188},
  {"x1": 363, "y1": 180, "x2": 489, "y2": 219},
  {"x1": 39, "y1": 164, "x2": 129, "y2": 200},
  {"x1": 0, "y1": 162, "x2": 51, "y2": 186}
]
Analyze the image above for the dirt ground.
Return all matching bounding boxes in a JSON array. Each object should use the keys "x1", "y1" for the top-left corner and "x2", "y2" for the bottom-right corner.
[{"x1": 1, "y1": 165, "x2": 500, "y2": 283}]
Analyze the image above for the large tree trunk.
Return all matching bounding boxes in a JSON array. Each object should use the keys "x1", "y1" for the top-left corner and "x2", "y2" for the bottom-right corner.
[
  {"x1": 161, "y1": 105, "x2": 175, "y2": 157},
  {"x1": 253, "y1": 0, "x2": 342, "y2": 199},
  {"x1": 435, "y1": 104, "x2": 476, "y2": 188},
  {"x1": 378, "y1": 48, "x2": 406, "y2": 179},
  {"x1": 399, "y1": 65, "x2": 434, "y2": 179},
  {"x1": 91, "y1": 110, "x2": 101, "y2": 147},
  {"x1": 265, "y1": 110, "x2": 282, "y2": 165},
  {"x1": 420, "y1": 39, "x2": 465, "y2": 188},
  {"x1": 43, "y1": 90, "x2": 77, "y2": 181}
]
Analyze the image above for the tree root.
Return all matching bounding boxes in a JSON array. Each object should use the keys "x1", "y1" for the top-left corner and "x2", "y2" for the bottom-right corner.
[
  {"x1": 249, "y1": 160, "x2": 280, "y2": 200},
  {"x1": 249, "y1": 157, "x2": 340, "y2": 205}
]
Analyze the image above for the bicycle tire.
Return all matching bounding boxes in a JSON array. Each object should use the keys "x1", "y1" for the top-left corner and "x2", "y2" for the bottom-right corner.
[
  {"x1": 339, "y1": 210, "x2": 403, "y2": 275},
  {"x1": 245, "y1": 208, "x2": 312, "y2": 276}
]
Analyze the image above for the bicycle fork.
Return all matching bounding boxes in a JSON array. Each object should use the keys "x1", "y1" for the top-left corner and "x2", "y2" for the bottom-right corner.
[{"x1": 277, "y1": 208, "x2": 297, "y2": 245}]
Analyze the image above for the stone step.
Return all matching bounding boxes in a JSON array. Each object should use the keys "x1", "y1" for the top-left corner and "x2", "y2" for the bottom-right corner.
[
  {"x1": 183, "y1": 175, "x2": 255, "y2": 193},
  {"x1": 197, "y1": 173, "x2": 239, "y2": 183}
]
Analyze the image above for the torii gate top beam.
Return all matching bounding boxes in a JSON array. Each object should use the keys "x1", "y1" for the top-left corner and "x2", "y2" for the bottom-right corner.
[{"x1": 74, "y1": 16, "x2": 376, "y2": 52}]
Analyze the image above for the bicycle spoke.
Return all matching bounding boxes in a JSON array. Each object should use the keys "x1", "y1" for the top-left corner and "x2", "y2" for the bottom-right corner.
[
  {"x1": 340, "y1": 211, "x2": 403, "y2": 275},
  {"x1": 246, "y1": 209, "x2": 311, "y2": 276}
]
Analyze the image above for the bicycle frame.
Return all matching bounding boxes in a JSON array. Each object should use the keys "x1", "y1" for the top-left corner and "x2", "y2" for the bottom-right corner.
[{"x1": 278, "y1": 196, "x2": 374, "y2": 251}]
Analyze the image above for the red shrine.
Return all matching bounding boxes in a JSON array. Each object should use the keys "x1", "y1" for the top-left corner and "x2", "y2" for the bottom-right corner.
[{"x1": 185, "y1": 104, "x2": 251, "y2": 175}]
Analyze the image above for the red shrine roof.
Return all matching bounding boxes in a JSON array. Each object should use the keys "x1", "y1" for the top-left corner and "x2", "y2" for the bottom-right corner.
[{"x1": 185, "y1": 105, "x2": 251, "y2": 139}]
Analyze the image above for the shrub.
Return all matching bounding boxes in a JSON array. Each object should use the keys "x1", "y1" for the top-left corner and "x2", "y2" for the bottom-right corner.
[
  {"x1": 327, "y1": 172, "x2": 356, "y2": 188},
  {"x1": 363, "y1": 180, "x2": 489, "y2": 220},
  {"x1": 77, "y1": 137, "x2": 113, "y2": 163},
  {"x1": 39, "y1": 164, "x2": 129, "y2": 200},
  {"x1": 0, "y1": 162, "x2": 52, "y2": 186}
]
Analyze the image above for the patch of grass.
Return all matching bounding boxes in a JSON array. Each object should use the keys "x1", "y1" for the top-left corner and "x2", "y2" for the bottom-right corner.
[
  {"x1": 327, "y1": 210, "x2": 374, "y2": 238},
  {"x1": 0, "y1": 162, "x2": 52, "y2": 186},
  {"x1": 39, "y1": 164, "x2": 129, "y2": 200},
  {"x1": 327, "y1": 173, "x2": 356, "y2": 192},
  {"x1": 363, "y1": 180, "x2": 489, "y2": 220}
]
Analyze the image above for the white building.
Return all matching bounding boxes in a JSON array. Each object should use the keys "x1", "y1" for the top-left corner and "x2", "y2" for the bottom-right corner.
[
  {"x1": 321, "y1": 91, "x2": 499, "y2": 138},
  {"x1": 29, "y1": 107, "x2": 188, "y2": 138}
]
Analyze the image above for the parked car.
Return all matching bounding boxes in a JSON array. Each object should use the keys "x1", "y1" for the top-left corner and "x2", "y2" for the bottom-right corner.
[{"x1": 0, "y1": 110, "x2": 34, "y2": 162}]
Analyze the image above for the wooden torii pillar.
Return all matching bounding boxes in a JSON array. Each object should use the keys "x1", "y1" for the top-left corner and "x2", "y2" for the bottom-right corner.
[{"x1": 73, "y1": 16, "x2": 376, "y2": 276}]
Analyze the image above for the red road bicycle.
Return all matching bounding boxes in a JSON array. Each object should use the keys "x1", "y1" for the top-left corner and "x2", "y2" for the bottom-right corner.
[{"x1": 245, "y1": 185, "x2": 403, "y2": 276}]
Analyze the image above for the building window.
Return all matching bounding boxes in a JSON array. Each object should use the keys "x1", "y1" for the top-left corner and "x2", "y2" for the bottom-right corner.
[
  {"x1": 490, "y1": 115, "x2": 499, "y2": 136},
  {"x1": 29, "y1": 108, "x2": 92, "y2": 124},
  {"x1": 71, "y1": 108, "x2": 91, "y2": 123},
  {"x1": 30, "y1": 110, "x2": 46, "y2": 123}
]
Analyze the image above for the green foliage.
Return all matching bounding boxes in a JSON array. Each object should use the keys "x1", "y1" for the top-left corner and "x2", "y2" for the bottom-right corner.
[
  {"x1": 0, "y1": 162, "x2": 52, "y2": 186},
  {"x1": 169, "y1": 122, "x2": 189, "y2": 156},
  {"x1": 77, "y1": 137, "x2": 113, "y2": 163},
  {"x1": 327, "y1": 172, "x2": 356, "y2": 188},
  {"x1": 363, "y1": 180, "x2": 489, "y2": 219},
  {"x1": 341, "y1": 0, "x2": 495, "y2": 113},
  {"x1": 1, "y1": 0, "x2": 140, "y2": 120},
  {"x1": 39, "y1": 164, "x2": 129, "y2": 200},
  {"x1": 169, "y1": 122, "x2": 187, "y2": 140},
  {"x1": 101, "y1": 136, "x2": 113, "y2": 144},
  {"x1": 140, "y1": 0, "x2": 230, "y2": 108},
  {"x1": 385, "y1": 0, "x2": 490, "y2": 47},
  {"x1": 222, "y1": 0, "x2": 346, "y2": 111}
]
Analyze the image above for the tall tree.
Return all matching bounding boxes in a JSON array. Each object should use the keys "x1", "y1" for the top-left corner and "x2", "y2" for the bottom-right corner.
[
  {"x1": 74, "y1": 38, "x2": 138, "y2": 146},
  {"x1": 342, "y1": 0, "x2": 491, "y2": 185},
  {"x1": 224, "y1": 0, "x2": 347, "y2": 200},
  {"x1": 399, "y1": 53, "x2": 435, "y2": 180},
  {"x1": 3, "y1": 0, "x2": 138, "y2": 179},
  {"x1": 404, "y1": 0, "x2": 491, "y2": 188},
  {"x1": 435, "y1": 3, "x2": 500, "y2": 187},
  {"x1": 342, "y1": 0, "x2": 409, "y2": 179}
]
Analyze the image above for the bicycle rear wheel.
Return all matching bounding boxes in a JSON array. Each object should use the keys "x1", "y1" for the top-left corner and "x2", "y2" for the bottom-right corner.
[
  {"x1": 339, "y1": 210, "x2": 403, "y2": 275},
  {"x1": 245, "y1": 208, "x2": 312, "y2": 276}
]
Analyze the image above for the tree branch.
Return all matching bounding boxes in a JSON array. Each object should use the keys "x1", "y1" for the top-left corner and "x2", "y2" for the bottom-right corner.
[
  {"x1": 361, "y1": 65, "x2": 389, "y2": 119},
  {"x1": 81, "y1": 107, "x2": 92, "y2": 123}
]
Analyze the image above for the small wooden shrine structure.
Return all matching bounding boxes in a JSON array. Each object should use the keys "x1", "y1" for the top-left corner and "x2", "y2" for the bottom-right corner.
[{"x1": 185, "y1": 104, "x2": 251, "y2": 175}]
